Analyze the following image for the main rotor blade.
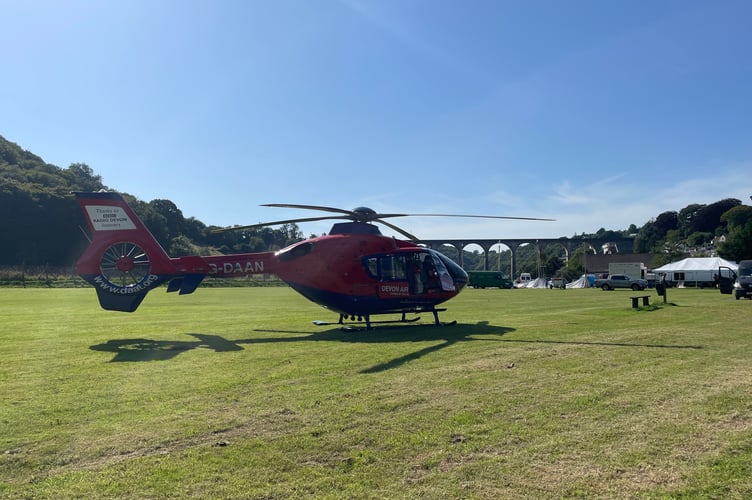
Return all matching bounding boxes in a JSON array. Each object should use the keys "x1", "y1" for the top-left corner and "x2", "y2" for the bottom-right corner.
[
  {"x1": 212, "y1": 204, "x2": 554, "y2": 236},
  {"x1": 210, "y1": 215, "x2": 350, "y2": 234},
  {"x1": 262, "y1": 204, "x2": 555, "y2": 222},
  {"x1": 374, "y1": 219, "x2": 419, "y2": 240},
  {"x1": 261, "y1": 203, "x2": 354, "y2": 215},
  {"x1": 370, "y1": 213, "x2": 554, "y2": 240},
  {"x1": 385, "y1": 213, "x2": 556, "y2": 221}
]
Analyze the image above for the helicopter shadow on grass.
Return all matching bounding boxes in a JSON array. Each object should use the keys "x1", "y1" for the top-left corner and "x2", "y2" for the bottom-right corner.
[
  {"x1": 89, "y1": 334, "x2": 245, "y2": 362},
  {"x1": 253, "y1": 322, "x2": 517, "y2": 374},
  {"x1": 89, "y1": 322, "x2": 514, "y2": 371},
  {"x1": 90, "y1": 321, "x2": 703, "y2": 372}
]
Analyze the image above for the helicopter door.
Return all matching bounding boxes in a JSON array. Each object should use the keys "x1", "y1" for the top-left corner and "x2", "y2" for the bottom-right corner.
[
  {"x1": 368, "y1": 255, "x2": 410, "y2": 298},
  {"x1": 420, "y1": 252, "x2": 455, "y2": 293},
  {"x1": 718, "y1": 266, "x2": 736, "y2": 295}
]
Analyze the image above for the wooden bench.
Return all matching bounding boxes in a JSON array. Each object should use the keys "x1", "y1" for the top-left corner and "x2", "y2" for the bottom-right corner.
[{"x1": 630, "y1": 295, "x2": 650, "y2": 308}]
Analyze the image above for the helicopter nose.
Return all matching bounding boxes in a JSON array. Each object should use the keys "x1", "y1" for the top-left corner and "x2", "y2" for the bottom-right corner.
[
  {"x1": 434, "y1": 252, "x2": 468, "y2": 289},
  {"x1": 454, "y1": 268, "x2": 469, "y2": 290}
]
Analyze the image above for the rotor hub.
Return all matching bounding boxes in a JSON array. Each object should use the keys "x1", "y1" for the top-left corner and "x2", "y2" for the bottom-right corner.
[
  {"x1": 350, "y1": 207, "x2": 377, "y2": 222},
  {"x1": 116, "y1": 256, "x2": 136, "y2": 273}
]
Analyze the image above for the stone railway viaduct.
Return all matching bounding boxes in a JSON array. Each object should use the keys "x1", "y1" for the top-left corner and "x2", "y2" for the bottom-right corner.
[{"x1": 418, "y1": 236, "x2": 637, "y2": 279}]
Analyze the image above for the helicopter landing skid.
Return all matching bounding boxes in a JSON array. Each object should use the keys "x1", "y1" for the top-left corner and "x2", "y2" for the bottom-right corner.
[
  {"x1": 312, "y1": 316, "x2": 420, "y2": 329},
  {"x1": 313, "y1": 309, "x2": 452, "y2": 330}
]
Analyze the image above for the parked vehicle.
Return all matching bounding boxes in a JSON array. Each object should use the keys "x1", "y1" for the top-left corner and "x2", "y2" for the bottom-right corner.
[
  {"x1": 594, "y1": 274, "x2": 648, "y2": 291},
  {"x1": 549, "y1": 277, "x2": 568, "y2": 289},
  {"x1": 514, "y1": 273, "x2": 532, "y2": 288},
  {"x1": 608, "y1": 262, "x2": 644, "y2": 279},
  {"x1": 720, "y1": 260, "x2": 752, "y2": 299},
  {"x1": 735, "y1": 260, "x2": 752, "y2": 299},
  {"x1": 467, "y1": 271, "x2": 514, "y2": 289}
]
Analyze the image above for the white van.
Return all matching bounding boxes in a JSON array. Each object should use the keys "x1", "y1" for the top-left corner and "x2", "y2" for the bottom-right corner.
[{"x1": 516, "y1": 273, "x2": 532, "y2": 288}]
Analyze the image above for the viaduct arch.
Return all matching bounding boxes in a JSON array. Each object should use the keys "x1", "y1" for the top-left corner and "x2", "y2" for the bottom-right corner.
[{"x1": 418, "y1": 237, "x2": 635, "y2": 278}]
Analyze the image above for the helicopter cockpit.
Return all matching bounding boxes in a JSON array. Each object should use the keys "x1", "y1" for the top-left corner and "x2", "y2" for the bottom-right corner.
[{"x1": 362, "y1": 249, "x2": 467, "y2": 295}]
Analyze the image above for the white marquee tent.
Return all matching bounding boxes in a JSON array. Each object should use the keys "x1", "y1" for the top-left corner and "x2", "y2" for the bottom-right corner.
[
  {"x1": 653, "y1": 257, "x2": 737, "y2": 287},
  {"x1": 653, "y1": 257, "x2": 737, "y2": 273}
]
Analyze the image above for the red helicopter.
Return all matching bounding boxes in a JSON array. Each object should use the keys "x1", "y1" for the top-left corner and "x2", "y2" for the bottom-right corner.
[{"x1": 74, "y1": 192, "x2": 551, "y2": 329}]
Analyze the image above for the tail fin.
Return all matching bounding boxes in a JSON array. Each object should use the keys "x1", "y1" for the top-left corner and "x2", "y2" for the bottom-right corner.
[{"x1": 75, "y1": 192, "x2": 209, "y2": 312}]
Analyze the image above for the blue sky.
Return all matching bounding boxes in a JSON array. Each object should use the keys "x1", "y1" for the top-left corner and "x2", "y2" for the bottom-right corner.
[{"x1": 3, "y1": 0, "x2": 752, "y2": 240}]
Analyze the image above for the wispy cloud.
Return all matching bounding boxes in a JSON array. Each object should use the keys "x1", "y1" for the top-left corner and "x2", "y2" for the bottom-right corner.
[{"x1": 405, "y1": 163, "x2": 752, "y2": 240}]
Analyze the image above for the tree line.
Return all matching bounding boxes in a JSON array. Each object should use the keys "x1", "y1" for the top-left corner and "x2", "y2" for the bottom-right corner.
[
  {"x1": 1, "y1": 135, "x2": 305, "y2": 267},
  {"x1": 460, "y1": 197, "x2": 752, "y2": 280},
  {"x1": 2, "y1": 134, "x2": 751, "y2": 270}
]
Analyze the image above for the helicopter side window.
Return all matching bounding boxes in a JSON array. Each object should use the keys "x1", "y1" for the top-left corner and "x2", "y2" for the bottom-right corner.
[
  {"x1": 363, "y1": 255, "x2": 407, "y2": 281},
  {"x1": 379, "y1": 255, "x2": 406, "y2": 280},
  {"x1": 365, "y1": 257, "x2": 379, "y2": 277}
]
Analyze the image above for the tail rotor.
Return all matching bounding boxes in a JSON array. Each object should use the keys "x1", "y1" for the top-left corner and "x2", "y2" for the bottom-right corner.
[{"x1": 74, "y1": 192, "x2": 209, "y2": 312}]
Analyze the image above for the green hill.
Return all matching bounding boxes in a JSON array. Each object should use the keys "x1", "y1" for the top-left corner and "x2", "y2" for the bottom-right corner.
[
  {"x1": 2, "y1": 134, "x2": 750, "y2": 269},
  {"x1": 0, "y1": 135, "x2": 304, "y2": 266}
]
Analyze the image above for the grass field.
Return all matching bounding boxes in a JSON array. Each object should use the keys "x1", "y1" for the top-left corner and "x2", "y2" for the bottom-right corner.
[{"x1": 1, "y1": 285, "x2": 752, "y2": 498}]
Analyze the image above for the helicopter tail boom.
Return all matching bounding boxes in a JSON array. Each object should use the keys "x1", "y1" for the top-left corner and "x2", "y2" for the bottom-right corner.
[{"x1": 74, "y1": 191, "x2": 211, "y2": 312}]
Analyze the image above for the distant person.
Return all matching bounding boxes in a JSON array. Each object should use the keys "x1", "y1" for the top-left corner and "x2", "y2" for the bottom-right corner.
[
  {"x1": 422, "y1": 257, "x2": 440, "y2": 291},
  {"x1": 657, "y1": 273, "x2": 668, "y2": 298},
  {"x1": 411, "y1": 259, "x2": 424, "y2": 294}
]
